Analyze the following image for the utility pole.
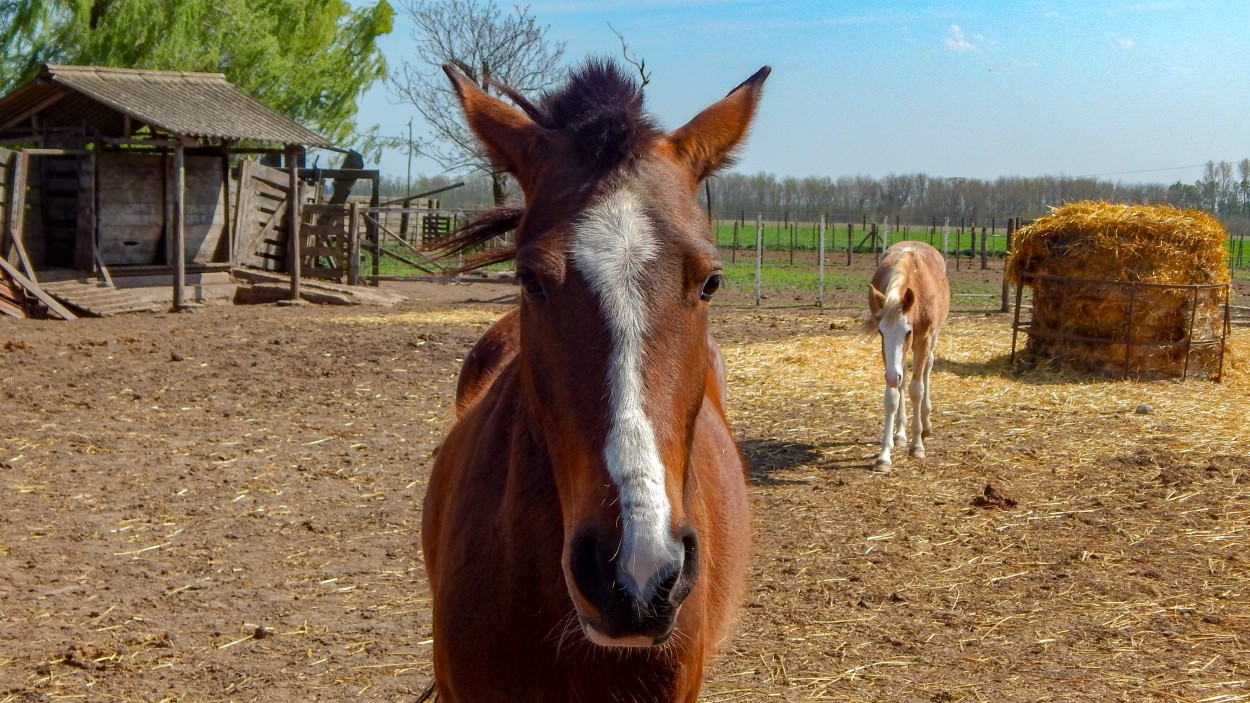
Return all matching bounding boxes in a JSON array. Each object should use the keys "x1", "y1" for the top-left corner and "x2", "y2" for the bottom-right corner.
[{"x1": 406, "y1": 118, "x2": 414, "y2": 197}]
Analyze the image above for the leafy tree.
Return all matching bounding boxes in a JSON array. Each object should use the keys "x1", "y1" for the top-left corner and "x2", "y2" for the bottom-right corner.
[
  {"x1": 389, "y1": 0, "x2": 565, "y2": 205},
  {"x1": 0, "y1": 0, "x2": 393, "y2": 146}
]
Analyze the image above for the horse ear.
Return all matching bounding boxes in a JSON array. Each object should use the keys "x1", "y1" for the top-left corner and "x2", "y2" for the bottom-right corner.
[
  {"x1": 443, "y1": 63, "x2": 545, "y2": 189},
  {"x1": 869, "y1": 284, "x2": 887, "y2": 310},
  {"x1": 901, "y1": 288, "x2": 916, "y2": 313},
  {"x1": 665, "y1": 66, "x2": 770, "y2": 185}
]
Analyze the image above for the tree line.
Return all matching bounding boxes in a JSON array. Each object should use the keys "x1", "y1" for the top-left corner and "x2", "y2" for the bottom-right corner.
[
  {"x1": 702, "y1": 161, "x2": 1250, "y2": 232},
  {"x1": 382, "y1": 160, "x2": 1250, "y2": 236}
]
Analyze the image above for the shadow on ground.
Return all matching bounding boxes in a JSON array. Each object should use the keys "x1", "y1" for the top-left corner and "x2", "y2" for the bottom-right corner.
[{"x1": 739, "y1": 437, "x2": 879, "y2": 485}]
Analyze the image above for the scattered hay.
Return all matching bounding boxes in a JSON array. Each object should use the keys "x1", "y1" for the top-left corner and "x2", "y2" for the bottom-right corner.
[
  {"x1": 1005, "y1": 201, "x2": 1231, "y2": 380},
  {"x1": 326, "y1": 309, "x2": 506, "y2": 327}
]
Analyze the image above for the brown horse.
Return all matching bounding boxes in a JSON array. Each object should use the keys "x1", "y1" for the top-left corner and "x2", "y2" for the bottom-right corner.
[
  {"x1": 423, "y1": 60, "x2": 769, "y2": 702},
  {"x1": 865, "y1": 241, "x2": 950, "y2": 470}
]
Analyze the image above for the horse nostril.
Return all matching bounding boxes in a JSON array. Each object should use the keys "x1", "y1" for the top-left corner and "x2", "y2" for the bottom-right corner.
[
  {"x1": 660, "y1": 525, "x2": 700, "y2": 607},
  {"x1": 569, "y1": 529, "x2": 615, "y2": 606}
]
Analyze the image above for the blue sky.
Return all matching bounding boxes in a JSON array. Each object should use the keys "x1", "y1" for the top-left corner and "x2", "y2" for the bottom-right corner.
[{"x1": 358, "y1": 1, "x2": 1250, "y2": 186}]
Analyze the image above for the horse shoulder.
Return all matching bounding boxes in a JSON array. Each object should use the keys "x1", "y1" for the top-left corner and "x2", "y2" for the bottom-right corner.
[{"x1": 455, "y1": 308, "x2": 521, "y2": 417}]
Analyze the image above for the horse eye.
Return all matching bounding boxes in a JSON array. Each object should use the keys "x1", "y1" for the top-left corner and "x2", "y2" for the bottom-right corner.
[
  {"x1": 700, "y1": 273, "x2": 723, "y2": 302},
  {"x1": 516, "y1": 270, "x2": 545, "y2": 299}
]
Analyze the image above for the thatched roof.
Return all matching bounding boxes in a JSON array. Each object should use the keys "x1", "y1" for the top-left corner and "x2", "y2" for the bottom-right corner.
[{"x1": 0, "y1": 64, "x2": 330, "y2": 148}]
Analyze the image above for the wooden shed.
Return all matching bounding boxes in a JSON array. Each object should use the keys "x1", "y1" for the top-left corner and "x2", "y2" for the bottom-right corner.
[{"x1": 0, "y1": 64, "x2": 332, "y2": 315}]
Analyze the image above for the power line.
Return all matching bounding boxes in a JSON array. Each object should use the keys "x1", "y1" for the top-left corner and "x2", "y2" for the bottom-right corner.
[{"x1": 1086, "y1": 164, "x2": 1208, "y2": 178}]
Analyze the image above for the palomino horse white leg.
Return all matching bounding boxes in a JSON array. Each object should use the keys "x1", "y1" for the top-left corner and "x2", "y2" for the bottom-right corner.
[
  {"x1": 909, "y1": 337, "x2": 937, "y2": 458},
  {"x1": 877, "y1": 385, "x2": 901, "y2": 469},
  {"x1": 893, "y1": 381, "x2": 908, "y2": 449}
]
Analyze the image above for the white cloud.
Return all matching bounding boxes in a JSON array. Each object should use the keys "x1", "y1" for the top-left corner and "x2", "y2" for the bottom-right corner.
[
  {"x1": 944, "y1": 24, "x2": 978, "y2": 52},
  {"x1": 1108, "y1": 34, "x2": 1137, "y2": 49}
]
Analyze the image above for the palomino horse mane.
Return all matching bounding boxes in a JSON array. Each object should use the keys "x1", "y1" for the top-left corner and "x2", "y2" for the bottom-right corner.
[
  {"x1": 859, "y1": 248, "x2": 917, "y2": 335},
  {"x1": 876, "y1": 250, "x2": 916, "y2": 321}
]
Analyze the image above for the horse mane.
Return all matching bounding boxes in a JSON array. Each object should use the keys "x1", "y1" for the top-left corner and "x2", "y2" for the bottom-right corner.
[
  {"x1": 858, "y1": 250, "x2": 915, "y2": 335},
  {"x1": 432, "y1": 59, "x2": 659, "y2": 273}
]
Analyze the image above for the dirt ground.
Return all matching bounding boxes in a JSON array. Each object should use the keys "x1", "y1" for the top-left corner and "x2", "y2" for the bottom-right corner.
[{"x1": 1, "y1": 266, "x2": 1248, "y2": 702}]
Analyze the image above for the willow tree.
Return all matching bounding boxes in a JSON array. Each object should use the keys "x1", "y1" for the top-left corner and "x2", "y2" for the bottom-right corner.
[
  {"x1": 389, "y1": 0, "x2": 564, "y2": 205},
  {"x1": 0, "y1": 0, "x2": 393, "y2": 146}
]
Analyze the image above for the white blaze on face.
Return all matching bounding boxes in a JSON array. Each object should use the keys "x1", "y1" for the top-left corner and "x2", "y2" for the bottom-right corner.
[
  {"x1": 570, "y1": 188, "x2": 680, "y2": 601},
  {"x1": 878, "y1": 261, "x2": 912, "y2": 388}
]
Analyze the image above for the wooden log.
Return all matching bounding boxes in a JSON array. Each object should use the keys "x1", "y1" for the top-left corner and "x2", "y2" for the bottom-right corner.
[
  {"x1": 0, "y1": 256, "x2": 76, "y2": 319},
  {"x1": 172, "y1": 143, "x2": 186, "y2": 309},
  {"x1": 286, "y1": 146, "x2": 301, "y2": 300},
  {"x1": 231, "y1": 159, "x2": 253, "y2": 265},
  {"x1": 1001, "y1": 218, "x2": 1016, "y2": 313},
  {"x1": 347, "y1": 202, "x2": 360, "y2": 286},
  {"x1": 6, "y1": 151, "x2": 35, "y2": 281}
]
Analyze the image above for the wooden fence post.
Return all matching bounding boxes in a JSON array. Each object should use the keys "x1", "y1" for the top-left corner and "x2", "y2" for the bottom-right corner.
[
  {"x1": 348, "y1": 201, "x2": 360, "y2": 286},
  {"x1": 846, "y1": 222, "x2": 852, "y2": 266},
  {"x1": 1001, "y1": 217, "x2": 1016, "y2": 313},
  {"x1": 980, "y1": 226, "x2": 988, "y2": 270},
  {"x1": 286, "y1": 148, "x2": 301, "y2": 302},
  {"x1": 817, "y1": 214, "x2": 826, "y2": 307},
  {"x1": 754, "y1": 213, "x2": 763, "y2": 306},
  {"x1": 172, "y1": 143, "x2": 186, "y2": 309}
]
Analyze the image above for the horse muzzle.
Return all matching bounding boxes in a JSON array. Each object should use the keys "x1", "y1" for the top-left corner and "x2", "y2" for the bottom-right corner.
[{"x1": 567, "y1": 524, "x2": 701, "y2": 647}]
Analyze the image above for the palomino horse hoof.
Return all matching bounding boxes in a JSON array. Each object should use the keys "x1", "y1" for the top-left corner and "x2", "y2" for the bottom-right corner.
[
  {"x1": 873, "y1": 459, "x2": 893, "y2": 472},
  {"x1": 909, "y1": 446, "x2": 926, "y2": 459}
]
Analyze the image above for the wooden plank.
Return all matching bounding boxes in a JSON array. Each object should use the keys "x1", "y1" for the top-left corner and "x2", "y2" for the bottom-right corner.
[
  {"x1": 0, "y1": 256, "x2": 76, "y2": 319},
  {"x1": 347, "y1": 202, "x2": 360, "y2": 286},
  {"x1": 6, "y1": 152, "x2": 34, "y2": 280},
  {"x1": 173, "y1": 143, "x2": 186, "y2": 308},
  {"x1": 302, "y1": 266, "x2": 340, "y2": 278},
  {"x1": 287, "y1": 151, "x2": 301, "y2": 298},
  {"x1": 303, "y1": 203, "x2": 350, "y2": 215},
  {"x1": 231, "y1": 159, "x2": 254, "y2": 265},
  {"x1": 301, "y1": 223, "x2": 343, "y2": 239},
  {"x1": 301, "y1": 246, "x2": 341, "y2": 258},
  {"x1": 251, "y1": 183, "x2": 287, "y2": 204}
]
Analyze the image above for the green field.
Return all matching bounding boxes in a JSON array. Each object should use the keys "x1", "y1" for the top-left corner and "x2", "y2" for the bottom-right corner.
[
  {"x1": 711, "y1": 219, "x2": 1013, "y2": 256},
  {"x1": 355, "y1": 217, "x2": 1250, "y2": 306}
]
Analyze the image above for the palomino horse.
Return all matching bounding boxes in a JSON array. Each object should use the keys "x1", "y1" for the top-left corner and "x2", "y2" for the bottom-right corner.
[
  {"x1": 423, "y1": 60, "x2": 769, "y2": 702},
  {"x1": 865, "y1": 241, "x2": 950, "y2": 470}
]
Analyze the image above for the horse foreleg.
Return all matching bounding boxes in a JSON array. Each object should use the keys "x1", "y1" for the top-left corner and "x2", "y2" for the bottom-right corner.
[
  {"x1": 907, "y1": 370, "x2": 926, "y2": 459},
  {"x1": 893, "y1": 374, "x2": 908, "y2": 449},
  {"x1": 876, "y1": 385, "x2": 901, "y2": 470},
  {"x1": 920, "y1": 336, "x2": 939, "y2": 439},
  {"x1": 906, "y1": 337, "x2": 933, "y2": 458}
]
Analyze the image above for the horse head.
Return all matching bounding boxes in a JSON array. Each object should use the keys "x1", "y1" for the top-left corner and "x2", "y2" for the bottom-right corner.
[
  {"x1": 869, "y1": 281, "x2": 916, "y2": 388},
  {"x1": 444, "y1": 60, "x2": 767, "y2": 647}
]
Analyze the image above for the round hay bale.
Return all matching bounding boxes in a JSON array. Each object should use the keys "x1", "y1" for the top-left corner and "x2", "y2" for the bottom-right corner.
[{"x1": 1006, "y1": 201, "x2": 1230, "y2": 380}]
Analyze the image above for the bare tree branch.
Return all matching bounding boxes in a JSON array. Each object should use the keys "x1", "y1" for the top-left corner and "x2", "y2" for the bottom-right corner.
[
  {"x1": 389, "y1": 0, "x2": 565, "y2": 204},
  {"x1": 609, "y1": 22, "x2": 649, "y2": 89}
]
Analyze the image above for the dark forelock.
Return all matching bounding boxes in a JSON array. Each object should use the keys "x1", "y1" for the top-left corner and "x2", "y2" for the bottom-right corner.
[{"x1": 535, "y1": 58, "x2": 660, "y2": 176}]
